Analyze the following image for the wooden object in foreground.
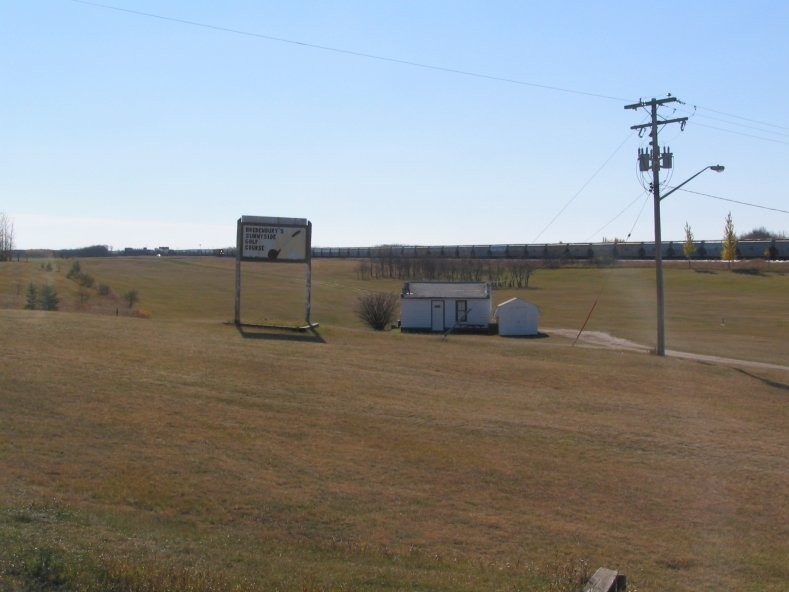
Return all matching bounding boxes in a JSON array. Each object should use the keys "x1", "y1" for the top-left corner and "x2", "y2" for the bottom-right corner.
[{"x1": 584, "y1": 567, "x2": 626, "y2": 592}]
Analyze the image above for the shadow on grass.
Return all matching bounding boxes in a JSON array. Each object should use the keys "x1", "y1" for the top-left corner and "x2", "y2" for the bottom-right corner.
[
  {"x1": 498, "y1": 331, "x2": 550, "y2": 339},
  {"x1": 732, "y1": 267, "x2": 767, "y2": 276},
  {"x1": 229, "y1": 322, "x2": 326, "y2": 344},
  {"x1": 733, "y1": 368, "x2": 789, "y2": 392}
]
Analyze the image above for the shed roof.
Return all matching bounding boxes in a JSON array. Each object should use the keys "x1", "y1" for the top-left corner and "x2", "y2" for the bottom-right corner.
[
  {"x1": 402, "y1": 281, "x2": 491, "y2": 299},
  {"x1": 496, "y1": 297, "x2": 539, "y2": 311}
]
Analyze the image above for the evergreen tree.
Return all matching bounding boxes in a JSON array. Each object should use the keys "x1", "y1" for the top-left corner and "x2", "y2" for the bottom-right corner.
[
  {"x1": 24, "y1": 282, "x2": 38, "y2": 310},
  {"x1": 66, "y1": 261, "x2": 81, "y2": 279},
  {"x1": 40, "y1": 284, "x2": 59, "y2": 311}
]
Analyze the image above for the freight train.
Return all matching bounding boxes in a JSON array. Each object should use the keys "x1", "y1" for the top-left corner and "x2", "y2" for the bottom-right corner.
[{"x1": 311, "y1": 239, "x2": 788, "y2": 261}]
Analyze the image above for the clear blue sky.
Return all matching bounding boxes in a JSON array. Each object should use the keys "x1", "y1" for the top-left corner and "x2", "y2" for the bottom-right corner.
[{"x1": 3, "y1": 0, "x2": 787, "y2": 250}]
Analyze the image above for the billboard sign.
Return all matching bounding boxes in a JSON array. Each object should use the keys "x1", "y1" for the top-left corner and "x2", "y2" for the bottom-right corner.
[{"x1": 237, "y1": 216, "x2": 311, "y2": 263}]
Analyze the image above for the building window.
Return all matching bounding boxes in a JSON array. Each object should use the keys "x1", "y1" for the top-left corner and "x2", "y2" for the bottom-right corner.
[{"x1": 456, "y1": 300, "x2": 468, "y2": 322}]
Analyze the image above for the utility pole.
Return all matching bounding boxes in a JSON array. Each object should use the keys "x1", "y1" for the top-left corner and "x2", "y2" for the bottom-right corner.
[{"x1": 624, "y1": 97, "x2": 687, "y2": 356}]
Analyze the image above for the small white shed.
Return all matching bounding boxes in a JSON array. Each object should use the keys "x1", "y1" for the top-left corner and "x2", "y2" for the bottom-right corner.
[
  {"x1": 496, "y1": 297, "x2": 540, "y2": 336},
  {"x1": 400, "y1": 281, "x2": 492, "y2": 332}
]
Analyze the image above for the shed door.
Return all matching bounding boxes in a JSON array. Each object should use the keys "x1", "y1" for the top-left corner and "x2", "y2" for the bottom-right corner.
[{"x1": 431, "y1": 300, "x2": 445, "y2": 331}]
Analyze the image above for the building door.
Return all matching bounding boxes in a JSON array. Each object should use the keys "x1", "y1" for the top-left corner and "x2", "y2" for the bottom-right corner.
[{"x1": 431, "y1": 300, "x2": 445, "y2": 331}]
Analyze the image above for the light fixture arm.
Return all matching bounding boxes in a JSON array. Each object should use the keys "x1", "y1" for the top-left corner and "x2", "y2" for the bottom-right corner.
[{"x1": 661, "y1": 165, "x2": 725, "y2": 201}]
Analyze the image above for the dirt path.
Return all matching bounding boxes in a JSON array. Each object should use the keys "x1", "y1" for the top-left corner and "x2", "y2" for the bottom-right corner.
[{"x1": 547, "y1": 328, "x2": 789, "y2": 373}]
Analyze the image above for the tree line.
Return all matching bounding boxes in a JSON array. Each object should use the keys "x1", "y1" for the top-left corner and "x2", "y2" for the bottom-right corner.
[
  {"x1": 683, "y1": 214, "x2": 785, "y2": 266},
  {"x1": 355, "y1": 257, "x2": 538, "y2": 288},
  {"x1": 0, "y1": 212, "x2": 15, "y2": 262}
]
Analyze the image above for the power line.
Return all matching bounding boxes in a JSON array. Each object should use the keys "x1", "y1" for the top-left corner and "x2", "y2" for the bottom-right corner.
[
  {"x1": 660, "y1": 103, "x2": 789, "y2": 146},
  {"x1": 688, "y1": 121, "x2": 789, "y2": 145},
  {"x1": 676, "y1": 188, "x2": 789, "y2": 214},
  {"x1": 532, "y1": 132, "x2": 635, "y2": 242},
  {"x1": 690, "y1": 113, "x2": 789, "y2": 138},
  {"x1": 693, "y1": 105, "x2": 789, "y2": 132},
  {"x1": 625, "y1": 193, "x2": 651, "y2": 239},
  {"x1": 67, "y1": 0, "x2": 627, "y2": 102},
  {"x1": 667, "y1": 103, "x2": 789, "y2": 143},
  {"x1": 65, "y1": 1, "x2": 789, "y2": 142},
  {"x1": 585, "y1": 192, "x2": 648, "y2": 242}
]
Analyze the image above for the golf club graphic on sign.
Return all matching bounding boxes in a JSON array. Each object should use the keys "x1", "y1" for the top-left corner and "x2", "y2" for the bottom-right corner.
[
  {"x1": 240, "y1": 219, "x2": 309, "y2": 263},
  {"x1": 268, "y1": 229, "x2": 301, "y2": 260},
  {"x1": 235, "y1": 216, "x2": 314, "y2": 327}
]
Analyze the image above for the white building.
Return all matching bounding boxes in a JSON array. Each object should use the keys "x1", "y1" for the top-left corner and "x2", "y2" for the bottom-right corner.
[
  {"x1": 495, "y1": 297, "x2": 540, "y2": 336},
  {"x1": 400, "y1": 281, "x2": 492, "y2": 332}
]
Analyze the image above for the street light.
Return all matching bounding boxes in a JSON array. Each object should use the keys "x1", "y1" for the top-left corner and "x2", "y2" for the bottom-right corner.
[
  {"x1": 653, "y1": 164, "x2": 725, "y2": 356},
  {"x1": 661, "y1": 165, "x2": 725, "y2": 201}
]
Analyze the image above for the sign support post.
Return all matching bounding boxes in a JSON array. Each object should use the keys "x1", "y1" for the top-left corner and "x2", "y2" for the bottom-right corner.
[
  {"x1": 234, "y1": 221, "x2": 243, "y2": 325},
  {"x1": 304, "y1": 222, "x2": 312, "y2": 325}
]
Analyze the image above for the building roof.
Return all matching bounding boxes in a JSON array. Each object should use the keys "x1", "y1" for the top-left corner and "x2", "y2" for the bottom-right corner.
[
  {"x1": 401, "y1": 281, "x2": 491, "y2": 299},
  {"x1": 496, "y1": 297, "x2": 539, "y2": 310}
]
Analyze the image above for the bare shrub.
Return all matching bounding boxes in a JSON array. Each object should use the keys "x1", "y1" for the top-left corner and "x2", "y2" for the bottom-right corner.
[
  {"x1": 123, "y1": 288, "x2": 139, "y2": 308},
  {"x1": 77, "y1": 273, "x2": 95, "y2": 288},
  {"x1": 355, "y1": 291, "x2": 399, "y2": 331}
]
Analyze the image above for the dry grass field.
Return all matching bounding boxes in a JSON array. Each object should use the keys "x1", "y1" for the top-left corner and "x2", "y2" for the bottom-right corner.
[{"x1": 1, "y1": 256, "x2": 787, "y2": 591}]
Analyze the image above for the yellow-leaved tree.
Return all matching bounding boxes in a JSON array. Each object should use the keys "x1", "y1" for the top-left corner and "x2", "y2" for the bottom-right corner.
[
  {"x1": 683, "y1": 222, "x2": 695, "y2": 267},
  {"x1": 721, "y1": 212, "x2": 737, "y2": 269}
]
